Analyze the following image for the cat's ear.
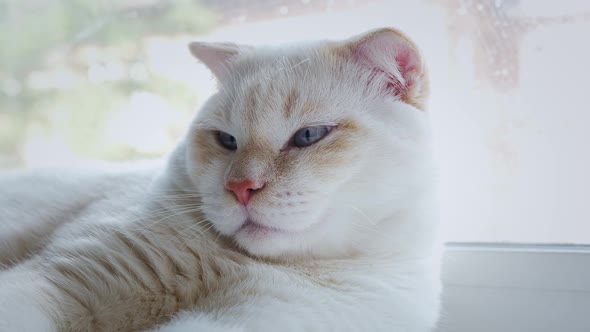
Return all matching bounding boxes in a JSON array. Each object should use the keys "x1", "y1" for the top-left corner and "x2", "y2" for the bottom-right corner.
[
  {"x1": 188, "y1": 42, "x2": 242, "y2": 80},
  {"x1": 338, "y1": 28, "x2": 428, "y2": 110}
]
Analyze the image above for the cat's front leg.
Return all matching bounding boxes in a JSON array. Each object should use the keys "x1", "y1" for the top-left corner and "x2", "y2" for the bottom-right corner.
[{"x1": 1, "y1": 220, "x2": 220, "y2": 331}]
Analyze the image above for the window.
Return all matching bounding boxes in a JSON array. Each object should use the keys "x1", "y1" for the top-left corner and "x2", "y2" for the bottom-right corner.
[{"x1": 1, "y1": 1, "x2": 588, "y2": 242}]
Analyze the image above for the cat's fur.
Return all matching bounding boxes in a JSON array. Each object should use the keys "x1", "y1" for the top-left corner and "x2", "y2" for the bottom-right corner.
[{"x1": 0, "y1": 28, "x2": 441, "y2": 331}]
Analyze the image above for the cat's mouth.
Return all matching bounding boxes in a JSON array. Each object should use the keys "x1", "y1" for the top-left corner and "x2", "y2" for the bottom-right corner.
[
  {"x1": 237, "y1": 219, "x2": 287, "y2": 236},
  {"x1": 231, "y1": 215, "x2": 328, "y2": 257}
]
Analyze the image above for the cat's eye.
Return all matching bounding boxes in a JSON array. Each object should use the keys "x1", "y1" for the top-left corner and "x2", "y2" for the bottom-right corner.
[
  {"x1": 216, "y1": 131, "x2": 237, "y2": 151},
  {"x1": 291, "y1": 125, "x2": 332, "y2": 148}
]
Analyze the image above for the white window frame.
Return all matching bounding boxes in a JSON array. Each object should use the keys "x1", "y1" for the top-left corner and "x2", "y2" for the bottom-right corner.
[{"x1": 437, "y1": 243, "x2": 590, "y2": 332}]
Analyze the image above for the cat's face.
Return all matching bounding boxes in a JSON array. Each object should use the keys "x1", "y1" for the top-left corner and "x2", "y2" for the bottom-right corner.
[{"x1": 183, "y1": 29, "x2": 432, "y2": 259}]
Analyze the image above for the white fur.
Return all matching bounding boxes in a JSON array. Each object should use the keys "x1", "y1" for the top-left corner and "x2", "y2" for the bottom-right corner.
[{"x1": 0, "y1": 29, "x2": 441, "y2": 331}]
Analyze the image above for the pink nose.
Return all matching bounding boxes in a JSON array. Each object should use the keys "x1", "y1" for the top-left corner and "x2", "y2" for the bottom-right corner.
[{"x1": 226, "y1": 179, "x2": 264, "y2": 205}]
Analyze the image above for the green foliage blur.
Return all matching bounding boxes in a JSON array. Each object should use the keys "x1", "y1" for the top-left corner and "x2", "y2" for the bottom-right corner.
[{"x1": 0, "y1": 0, "x2": 219, "y2": 168}]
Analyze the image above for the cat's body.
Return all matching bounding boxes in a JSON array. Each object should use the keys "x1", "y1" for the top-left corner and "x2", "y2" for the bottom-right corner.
[{"x1": 0, "y1": 28, "x2": 441, "y2": 331}]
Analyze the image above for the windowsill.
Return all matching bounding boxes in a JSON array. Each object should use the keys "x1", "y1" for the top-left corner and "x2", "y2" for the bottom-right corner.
[{"x1": 436, "y1": 243, "x2": 590, "y2": 332}]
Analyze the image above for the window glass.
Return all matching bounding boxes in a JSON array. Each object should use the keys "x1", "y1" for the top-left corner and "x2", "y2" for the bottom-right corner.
[{"x1": 1, "y1": 0, "x2": 588, "y2": 243}]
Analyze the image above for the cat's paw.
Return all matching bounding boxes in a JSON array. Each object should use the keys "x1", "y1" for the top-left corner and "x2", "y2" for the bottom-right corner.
[
  {"x1": 0, "y1": 291, "x2": 57, "y2": 332},
  {"x1": 149, "y1": 312, "x2": 243, "y2": 332},
  {"x1": 0, "y1": 268, "x2": 58, "y2": 332},
  {"x1": 0, "y1": 305, "x2": 56, "y2": 332}
]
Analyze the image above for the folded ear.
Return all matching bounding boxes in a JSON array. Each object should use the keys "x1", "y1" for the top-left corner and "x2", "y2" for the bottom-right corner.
[
  {"x1": 338, "y1": 28, "x2": 429, "y2": 110},
  {"x1": 188, "y1": 42, "x2": 242, "y2": 80}
]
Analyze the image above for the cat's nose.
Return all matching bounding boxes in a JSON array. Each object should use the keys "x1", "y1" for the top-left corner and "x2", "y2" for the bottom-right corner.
[{"x1": 226, "y1": 179, "x2": 264, "y2": 205}]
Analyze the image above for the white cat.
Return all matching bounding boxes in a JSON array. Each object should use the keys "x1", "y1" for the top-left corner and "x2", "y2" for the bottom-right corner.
[{"x1": 0, "y1": 28, "x2": 441, "y2": 331}]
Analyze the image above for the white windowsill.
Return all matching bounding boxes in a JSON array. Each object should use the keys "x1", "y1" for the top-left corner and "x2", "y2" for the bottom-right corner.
[{"x1": 437, "y1": 243, "x2": 590, "y2": 332}]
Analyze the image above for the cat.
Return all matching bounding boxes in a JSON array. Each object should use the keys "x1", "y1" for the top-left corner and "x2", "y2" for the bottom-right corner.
[{"x1": 0, "y1": 27, "x2": 441, "y2": 331}]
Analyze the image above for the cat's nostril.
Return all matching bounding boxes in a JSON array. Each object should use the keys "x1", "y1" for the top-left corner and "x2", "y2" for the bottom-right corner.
[{"x1": 226, "y1": 179, "x2": 264, "y2": 205}]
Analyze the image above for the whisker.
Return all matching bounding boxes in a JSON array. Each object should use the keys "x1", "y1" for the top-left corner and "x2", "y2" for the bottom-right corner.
[
  {"x1": 349, "y1": 206, "x2": 378, "y2": 226},
  {"x1": 127, "y1": 206, "x2": 205, "y2": 231}
]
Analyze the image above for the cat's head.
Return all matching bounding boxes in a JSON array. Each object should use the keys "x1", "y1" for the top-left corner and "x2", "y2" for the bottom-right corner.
[{"x1": 181, "y1": 28, "x2": 433, "y2": 260}]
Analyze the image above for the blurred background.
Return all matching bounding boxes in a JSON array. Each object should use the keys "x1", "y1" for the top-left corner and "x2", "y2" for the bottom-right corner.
[{"x1": 1, "y1": 0, "x2": 589, "y2": 244}]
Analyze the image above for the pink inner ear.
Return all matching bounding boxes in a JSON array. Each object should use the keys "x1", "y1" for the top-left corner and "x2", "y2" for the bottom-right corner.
[
  {"x1": 351, "y1": 31, "x2": 420, "y2": 99},
  {"x1": 189, "y1": 42, "x2": 239, "y2": 80},
  {"x1": 199, "y1": 50, "x2": 227, "y2": 74},
  {"x1": 394, "y1": 46, "x2": 418, "y2": 78}
]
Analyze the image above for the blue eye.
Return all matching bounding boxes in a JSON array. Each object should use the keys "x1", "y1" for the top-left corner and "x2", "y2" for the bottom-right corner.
[
  {"x1": 216, "y1": 131, "x2": 237, "y2": 150},
  {"x1": 291, "y1": 125, "x2": 332, "y2": 148}
]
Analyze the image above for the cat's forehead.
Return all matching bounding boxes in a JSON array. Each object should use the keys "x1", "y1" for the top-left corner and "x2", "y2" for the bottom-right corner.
[
  {"x1": 231, "y1": 73, "x2": 326, "y2": 122},
  {"x1": 224, "y1": 51, "x2": 359, "y2": 126},
  {"x1": 225, "y1": 85, "x2": 327, "y2": 147}
]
